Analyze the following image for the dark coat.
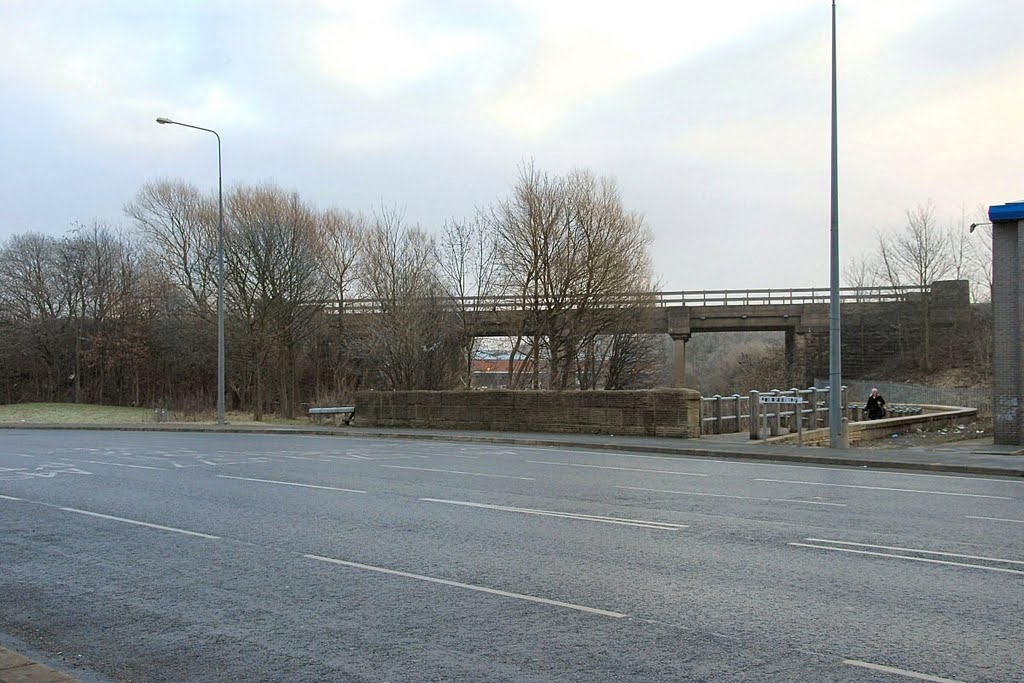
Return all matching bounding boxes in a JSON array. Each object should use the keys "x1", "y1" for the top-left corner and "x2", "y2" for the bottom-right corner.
[{"x1": 866, "y1": 394, "x2": 886, "y2": 420}]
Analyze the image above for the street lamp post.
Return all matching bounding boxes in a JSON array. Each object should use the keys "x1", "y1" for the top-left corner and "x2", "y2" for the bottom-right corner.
[
  {"x1": 156, "y1": 116, "x2": 226, "y2": 425},
  {"x1": 828, "y1": 0, "x2": 844, "y2": 448}
]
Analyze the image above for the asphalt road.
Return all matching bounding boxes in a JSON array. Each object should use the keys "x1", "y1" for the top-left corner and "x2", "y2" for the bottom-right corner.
[{"x1": 1, "y1": 430, "x2": 1022, "y2": 683}]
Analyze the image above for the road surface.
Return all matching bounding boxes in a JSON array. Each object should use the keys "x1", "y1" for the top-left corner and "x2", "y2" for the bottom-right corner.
[{"x1": 1, "y1": 430, "x2": 1021, "y2": 682}]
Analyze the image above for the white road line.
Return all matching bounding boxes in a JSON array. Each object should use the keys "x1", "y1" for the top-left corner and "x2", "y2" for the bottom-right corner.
[
  {"x1": 59, "y1": 507, "x2": 220, "y2": 539},
  {"x1": 514, "y1": 446, "x2": 1024, "y2": 482},
  {"x1": 420, "y1": 497, "x2": 687, "y2": 530},
  {"x1": 966, "y1": 515, "x2": 1024, "y2": 524},
  {"x1": 269, "y1": 454, "x2": 334, "y2": 463},
  {"x1": 616, "y1": 486, "x2": 847, "y2": 507},
  {"x1": 514, "y1": 447, "x2": 836, "y2": 470},
  {"x1": 846, "y1": 470, "x2": 1024, "y2": 485},
  {"x1": 216, "y1": 474, "x2": 366, "y2": 493},
  {"x1": 527, "y1": 461, "x2": 708, "y2": 477},
  {"x1": 843, "y1": 658, "x2": 965, "y2": 682},
  {"x1": 381, "y1": 465, "x2": 535, "y2": 481},
  {"x1": 789, "y1": 543, "x2": 1024, "y2": 575},
  {"x1": 803, "y1": 538, "x2": 1024, "y2": 566},
  {"x1": 79, "y1": 460, "x2": 169, "y2": 471},
  {"x1": 303, "y1": 554, "x2": 627, "y2": 618},
  {"x1": 0, "y1": 494, "x2": 23, "y2": 501},
  {"x1": 755, "y1": 478, "x2": 1011, "y2": 499}
]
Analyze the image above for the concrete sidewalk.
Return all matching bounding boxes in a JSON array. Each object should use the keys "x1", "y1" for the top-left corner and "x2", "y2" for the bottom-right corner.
[
  {"x1": 0, "y1": 647, "x2": 79, "y2": 683},
  {"x1": 3, "y1": 421, "x2": 1023, "y2": 478}
]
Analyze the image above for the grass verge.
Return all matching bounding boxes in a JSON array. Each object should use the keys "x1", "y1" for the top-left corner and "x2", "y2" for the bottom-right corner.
[{"x1": 0, "y1": 403, "x2": 309, "y2": 426}]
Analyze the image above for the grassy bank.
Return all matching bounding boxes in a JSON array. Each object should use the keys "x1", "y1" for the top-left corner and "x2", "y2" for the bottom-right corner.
[{"x1": 0, "y1": 403, "x2": 308, "y2": 426}]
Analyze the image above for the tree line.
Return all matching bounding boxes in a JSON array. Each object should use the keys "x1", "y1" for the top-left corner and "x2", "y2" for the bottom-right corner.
[{"x1": 0, "y1": 164, "x2": 659, "y2": 417}]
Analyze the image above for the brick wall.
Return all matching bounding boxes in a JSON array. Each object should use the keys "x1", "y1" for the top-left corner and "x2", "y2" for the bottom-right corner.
[
  {"x1": 992, "y1": 220, "x2": 1021, "y2": 443},
  {"x1": 354, "y1": 389, "x2": 702, "y2": 438}
]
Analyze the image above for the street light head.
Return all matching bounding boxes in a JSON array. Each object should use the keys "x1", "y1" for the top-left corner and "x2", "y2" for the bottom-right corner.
[{"x1": 155, "y1": 117, "x2": 174, "y2": 125}]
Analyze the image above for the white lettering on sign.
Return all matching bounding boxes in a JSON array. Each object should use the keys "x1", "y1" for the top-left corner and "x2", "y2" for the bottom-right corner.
[{"x1": 759, "y1": 396, "x2": 802, "y2": 404}]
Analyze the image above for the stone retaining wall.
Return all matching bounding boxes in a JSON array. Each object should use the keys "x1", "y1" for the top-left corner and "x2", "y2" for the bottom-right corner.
[
  {"x1": 767, "y1": 405, "x2": 979, "y2": 446},
  {"x1": 353, "y1": 389, "x2": 702, "y2": 438},
  {"x1": 816, "y1": 378, "x2": 990, "y2": 418}
]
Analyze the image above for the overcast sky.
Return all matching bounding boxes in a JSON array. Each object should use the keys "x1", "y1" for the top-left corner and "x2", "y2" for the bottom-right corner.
[{"x1": 1, "y1": 0, "x2": 1021, "y2": 289}]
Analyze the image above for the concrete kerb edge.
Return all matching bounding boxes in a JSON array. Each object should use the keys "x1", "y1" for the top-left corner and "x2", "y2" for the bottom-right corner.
[{"x1": 2, "y1": 422, "x2": 1022, "y2": 478}]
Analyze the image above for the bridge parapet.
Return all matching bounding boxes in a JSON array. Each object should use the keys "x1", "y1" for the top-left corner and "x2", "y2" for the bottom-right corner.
[{"x1": 327, "y1": 284, "x2": 929, "y2": 314}]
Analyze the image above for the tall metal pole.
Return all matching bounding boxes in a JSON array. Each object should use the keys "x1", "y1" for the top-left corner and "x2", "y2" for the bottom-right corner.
[
  {"x1": 215, "y1": 133, "x2": 225, "y2": 426},
  {"x1": 156, "y1": 117, "x2": 226, "y2": 425},
  {"x1": 828, "y1": 0, "x2": 843, "y2": 447}
]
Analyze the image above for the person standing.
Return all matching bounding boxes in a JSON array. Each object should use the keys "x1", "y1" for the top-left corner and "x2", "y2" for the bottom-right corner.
[{"x1": 866, "y1": 388, "x2": 886, "y2": 420}]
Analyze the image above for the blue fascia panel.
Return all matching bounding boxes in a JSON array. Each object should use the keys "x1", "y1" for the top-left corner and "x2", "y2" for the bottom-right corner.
[{"x1": 989, "y1": 202, "x2": 1024, "y2": 223}]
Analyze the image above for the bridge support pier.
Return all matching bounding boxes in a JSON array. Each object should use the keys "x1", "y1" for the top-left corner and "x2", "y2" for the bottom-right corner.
[
  {"x1": 785, "y1": 328, "x2": 808, "y2": 386},
  {"x1": 670, "y1": 333, "x2": 691, "y2": 388}
]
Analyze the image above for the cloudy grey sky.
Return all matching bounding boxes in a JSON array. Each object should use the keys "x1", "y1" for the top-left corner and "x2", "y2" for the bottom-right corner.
[{"x1": 1, "y1": 0, "x2": 1020, "y2": 289}]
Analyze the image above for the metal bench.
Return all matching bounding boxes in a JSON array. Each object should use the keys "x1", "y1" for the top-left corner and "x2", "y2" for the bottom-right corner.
[{"x1": 308, "y1": 406, "x2": 356, "y2": 425}]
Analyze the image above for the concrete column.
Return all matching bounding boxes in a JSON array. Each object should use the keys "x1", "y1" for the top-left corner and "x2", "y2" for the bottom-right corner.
[
  {"x1": 808, "y1": 387, "x2": 819, "y2": 429},
  {"x1": 992, "y1": 216, "x2": 1023, "y2": 444},
  {"x1": 749, "y1": 390, "x2": 761, "y2": 440},
  {"x1": 785, "y1": 328, "x2": 809, "y2": 386},
  {"x1": 670, "y1": 333, "x2": 691, "y2": 388}
]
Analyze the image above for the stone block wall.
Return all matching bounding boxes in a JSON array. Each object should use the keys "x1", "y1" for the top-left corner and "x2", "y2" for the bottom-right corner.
[
  {"x1": 802, "y1": 280, "x2": 974, "y2": 384},
  {"x1": 354, "y1": 389, "x2": 702, "y2": 438}
]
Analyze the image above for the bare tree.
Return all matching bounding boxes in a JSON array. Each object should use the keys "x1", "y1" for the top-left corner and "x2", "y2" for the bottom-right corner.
[
  {"x1": 224, "y1": 184, "x2": 330, "y2": 418},
  {"x1": 874, "y1": 202, "x2": 954, "y2": 371},
  {"x1": 487, "y1": 163, "x2": 656, "y2": 390},
  {"x1": 842, "y1": 253, "x2": 878, "y2": 301},
  {"x1": 0, "y1": 233, "x2": 68, "y2": 399},
  {"x1": 315, "y1": 207, "x2": 366, "y2": 401},
  {"x1": 357, "y1": 205, "x2": 461, "y2": 390},
  {"x1": 125, "y1": 180, "x2": 218, "y2": 317},
  {"x1": 437, "y1": 217, "x2": 499, "y2": 388}
]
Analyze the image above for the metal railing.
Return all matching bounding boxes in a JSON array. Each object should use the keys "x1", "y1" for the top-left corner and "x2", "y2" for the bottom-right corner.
[
  {"x1": 701, "y1": 386, "x2": 849, "y2": 439},
  {"x1": 327, "y1": 285, "x2": 927, "y2": 315}
]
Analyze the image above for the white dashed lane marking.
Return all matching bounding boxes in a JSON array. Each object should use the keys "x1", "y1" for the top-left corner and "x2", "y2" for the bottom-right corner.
[
  {"x1": 790, "y1": 538, "x2": 1024, "y2": 575},
  {"x1": 755, "y1": 478, "x2": 1011, "y2": 499},
  {"x1": 966, "y1": 515, "x2": 1024, "y2": 525},
  {"x1": 380, "y1": 465, "x2": 534, "y2": 481},
  {"x1": 843, "y1": 658, "x2": 965, "y2": 682},
  {"x1": 526, "y1": 461, "x2": 707, "y2": 477},
  {"x1": 60, "y1": 507, "x2": 221, "y2": 539},
  {"x1": 420, "y1": 497, "x2": 687, "y2": 530},
  {"x1": 304, "y1": 553, "x2": 627, "y2": 618},
  {"x1": 216, "y1": 474, "x2": 366, "y2": 494},
  {"x1": 617, "y1": 485, "x2": 846, "y2": 507}
]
